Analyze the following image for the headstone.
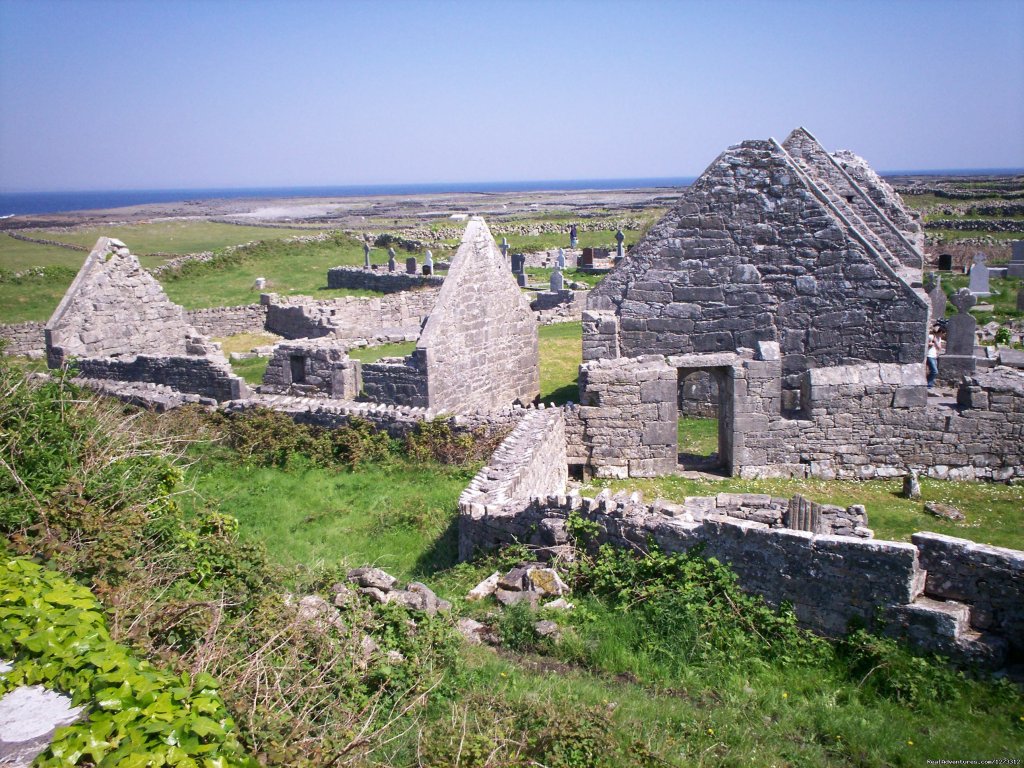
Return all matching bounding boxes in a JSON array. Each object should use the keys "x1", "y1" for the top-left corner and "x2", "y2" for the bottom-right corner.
[
  {"x1": 511, "y1": 253, "x2": 526, "y2": 274},
  {"x1": 363, "y1": 241, "x2": 371, "y2": 268},
  {"x1": 516, "y1": 272, "x2": 527, "y2": 288},
  {"x1": 556, "y1": 248, "x2": 566, "y2": 270},
  {"x1": 388, "y1": 253, "x2": 396, "y2": 272},
  {"x1": 405, "y1": 257, "x2": 417, "y2": 274},
  {"x1": 937, "y1": 253, "x2": 953, "y2": 271},
  {"x1": 939, "y1": 288, "x2": 978, "y2": 381},
  {"x1": 422, "y1": 264, "x2": 432, "y2": 275},
  {"x1": 253, "y1": 276, "x2": 267, "y2": 290},
  {"x1": 579, "y1": 248, "x2": 594, "y2": 268},
  {"x1": 615, "y1": 228, "x2": 625, "y2": 259},
  {"x1": 924, "y1": 273, "x2": 946, "y2": 320},
  {"x1": 901, "y1": 470, "x2": 921, "y2": 499},
  {"x1": 500, "y1": 237, "x2": 510, "y2": 260},
  {"x1": 968, "y1": 253, "x2": 990, "y2": 296},
  {"x1": 1009, "y1": 240, "x2": 1024, "y2": 278},
  {"x1": 424, "y1": 250, "x2": 433, "y2": 271},
  {"x1": 550, "y1": 267, "x2": 564, "y2": 292}
]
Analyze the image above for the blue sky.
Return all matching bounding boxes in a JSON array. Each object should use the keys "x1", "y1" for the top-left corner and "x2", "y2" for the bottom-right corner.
[{"x1": 1, "y1": 0, "x2": 1022, "y2": 191}]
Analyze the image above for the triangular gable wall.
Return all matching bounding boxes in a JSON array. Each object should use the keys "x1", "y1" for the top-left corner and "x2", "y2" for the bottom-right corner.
[
  {"x1": 588, "y1": 136, "x2": 928, "y2": 375},
  {"x1": 45, "y1": 237, "x2": 197, "y2": 367},
  {"x1": 416, "y1": 217, "x2": 539, "y2": 412}
]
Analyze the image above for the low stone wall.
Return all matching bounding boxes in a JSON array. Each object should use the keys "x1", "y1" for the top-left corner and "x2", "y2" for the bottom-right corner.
[
  {"x1": 327, "y1": 266, "x2": 444, "y2": 293},
  {"x1": 530, "y1": 290, "x2": 588, "y2": 325},
  {"x1": 361, "y1": 350, "x2": 429, "y2": 407},
  {"x1": 77, "y1": 355, "x2": 249, "y2": 402},
  {"x1": 186, "y1": 304, "x2": 268, "y2": 338},
  {"x1": 264, "y1": 291, "x2": 437, "y2": 340},
  {"x1": 0, "y1": 321, "x2": 45, "y2": 357}
]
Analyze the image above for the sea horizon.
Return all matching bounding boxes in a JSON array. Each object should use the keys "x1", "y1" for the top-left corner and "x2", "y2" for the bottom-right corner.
[{"x1": 1, "y1": 168, "x2": 1021, "y2": 217}]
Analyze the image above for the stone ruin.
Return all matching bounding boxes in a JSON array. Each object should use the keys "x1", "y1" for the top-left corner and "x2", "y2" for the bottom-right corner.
[{"x1": 44, "y1": 237, "x2": 248, "y2": 402}]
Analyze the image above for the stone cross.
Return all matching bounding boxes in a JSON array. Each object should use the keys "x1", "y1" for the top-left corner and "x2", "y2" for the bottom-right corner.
[
  {"x1": 615, "y1": 228, "x2": 625, "y2": 259},
  {"x1": 550, "y1": 265, "x2": 564, "y2": 292},
  {"x1": 556, "y1": 248, "x2": 566, "y2": 270},
  {"x1": 388, "y1": 251, "x2": 397, "y2": 272},
  {"x1": 405, "y1": 256, "x2": 418, "y2": 275},
  {"x1": 363, "y1": 241, "x2": 371, "y2": 268},
  {"x1": 968, "y1": 252, "x2": 990, "y2": 296},
  {"x1": 500, "y1": 237, "x2": 510, "y2": 260},
  {"x1": 938, "y1": 287, "x2": 979, "y2": 381}
]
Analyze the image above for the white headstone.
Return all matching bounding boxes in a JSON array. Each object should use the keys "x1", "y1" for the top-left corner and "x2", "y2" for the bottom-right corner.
[
  {"x1": 968, "y1": 252, "x2": 990, "y2": 296},
  {"x1": 556, "y1": 248, "x2": 566, "y2": 270},
  {"x1": 253, "y1": 277, "x2": 267, "y2": 290},
  {"x1": 550, "y1": 267, "x2": 564, "y2": 292}
]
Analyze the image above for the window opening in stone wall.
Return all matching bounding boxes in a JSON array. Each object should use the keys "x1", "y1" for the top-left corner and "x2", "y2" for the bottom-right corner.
[
  {"x1": 677, "y1": 369, "x2": 725, "y2": 472},
  {"x1": 289, "y1": 355, "x2": 306, "y2": 383}
]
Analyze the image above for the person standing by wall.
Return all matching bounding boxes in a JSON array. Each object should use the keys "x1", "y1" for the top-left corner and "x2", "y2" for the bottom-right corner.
[{"x1": 926, "y1": 324, "x2": 943, "y2": 388}]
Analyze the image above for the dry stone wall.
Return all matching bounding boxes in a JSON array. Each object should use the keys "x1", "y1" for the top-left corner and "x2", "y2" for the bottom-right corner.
[
  {"x1": 414, "y1": 217, "x2": 539, "y2": 413},
  {"x1": 327, "y1": 266, "x2": 444, "y2": 293},
  {"x1": 186, "y1": 304, "x2": 268, "y2": 338},
  {"x1": 361, "y1": 351, "x2": 430, "y2": 407},
  {"x1": 0, "y1": 321, "x2": 45, "y2": 357},
  {"x1": 261, "y1": 338, "x2": 361, "y2": 398},
  {"x1": 76, "y1": 354, "x2": 248, "y2": 402},
  {"x1": 263, "y1": 290, "x2": 437, "y2": 340},
  {"x1": 530, "y1": 289, "x2": 588, "y2": 325}
]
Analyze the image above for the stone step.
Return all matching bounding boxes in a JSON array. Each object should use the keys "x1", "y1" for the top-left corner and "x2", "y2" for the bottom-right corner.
[{"x1": 887, "y1": 596, "x2": 1008, "y2": 668}]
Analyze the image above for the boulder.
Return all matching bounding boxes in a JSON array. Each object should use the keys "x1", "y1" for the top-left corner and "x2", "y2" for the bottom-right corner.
[
  {"x1": 924, "y1": 501, "x2": 965, "y2": 522},
  {"x1": 467, "y1": 572, "x2": 501, "y2": 601},
  {"x1": 456, "y1": 618, "x2": 488, "y2": 645},
  {"x1": 0, "y1": 685, "x2": 84, "y2": 767},
  {"x1": 347, "y1": 567, "x2": 398, "y2": 591},
  {"x1": 494, "y1": 589, "x2": 540, "y2": 608},
  {"x1": 526, "y1": 567, "x2": 569, "y2": 596}
]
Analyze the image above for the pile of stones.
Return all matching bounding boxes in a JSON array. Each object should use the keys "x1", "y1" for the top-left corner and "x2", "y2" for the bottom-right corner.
[{"x1": 457, "y1": 563, "x2": 573, "y2": 646}]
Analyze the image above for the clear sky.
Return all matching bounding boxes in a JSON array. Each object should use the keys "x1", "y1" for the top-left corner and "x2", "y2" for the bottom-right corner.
[{"x1": 1, "y1": 0, "x2": 1022, "y2": 192}]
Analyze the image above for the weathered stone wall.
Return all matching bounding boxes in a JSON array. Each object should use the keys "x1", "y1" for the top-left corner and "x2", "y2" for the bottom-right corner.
[
  {"x1": 360, "y1": 350, "x2": 430, "y2": 407},
  {"x1": 261, "y1": 339, "x2": 361, "y2": 398},
  {"x1": 530, "y1": 290, "x2": 588, "y2": 325},
  {"x1": 77, "y1": 354, "x2": 248, "y2": 402},
  {"x1": 458, "y1": 408, "x2": 568, "y2": 560},
  {"x1": 45, "y1": 238, "x2": 197, "y2": 367},
  {"x1": 586, "y1": 134, "x2": 929, "y2": 389},
  {"x1": 415, "y1": 217, "x2": 539, "y2": 413},
  {"x1": 327, "y1": 266, "x2": 444, "y2": 292},
  {"x1": 913, "y1": 532, "x2": 1024, "y2": 656},
  {"x1": 833, "y1": 149, "x2": 926, "y2": 252},
  {"x1": 572, "y1": 356, "x2": 679, "y2": 478},
  {"x1": 186, "y1": 304, "x2": 268, "y2": 338},
  {"x1": 263, "y1": 290, "x2": 437, "y2": 340},
  {"x1": 0, "y1": 321, "x2": 45, "y2": 357}
]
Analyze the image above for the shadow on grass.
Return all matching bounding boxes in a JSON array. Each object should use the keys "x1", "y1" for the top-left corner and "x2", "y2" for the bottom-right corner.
[
  {"x1": 411, "y1": 513, "x2": 460, "y2": 578},
  {"x1": 540, "y1": 384, "x2": 579, "y2": 406}
]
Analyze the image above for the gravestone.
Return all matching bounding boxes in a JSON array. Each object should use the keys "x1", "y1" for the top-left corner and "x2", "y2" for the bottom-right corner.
[
  {"x1": 924, "y1": 273, "x2": 946, "y2": 320},
  {"x1": 511, "y1": 253, "x2": 526, "y2": 274},
  {"x1": 579, "y1": 248, "x2": 594, "y2": 268},
  {"x1": 937, "y1": 253, "x2": 953, "y2": 271},
  {"x1": 253, "y1": 276, "x2": 267, "y2": 290},
  {"x1": 516, "y1": 272, "x2": 527, "y2": 288},
  {"x1": 1009, "y1": 240, "x2": 1024, "y2": 279},
  {"x1": 615, "y1": 228, "x2": 625, "y2": 259},
  {"x1": 363, "y1": 242, "x2": 371, "y2": 268},
  {"x1": 423, "y1": 250, "x2": 433, "y2": 275},
  {"x1": 388, "y1": 252, "x2": 396, "y2": 272},
  {"x1": 550, "y1": 266, "x2": 564, "y2": 292},
  {"x1": 968, "y1": 253, "x2": 990, "y2": 296},
  {"x1": 405, "y1": 257, "x2": 418, "y2": 275},
  {"x1": 556, "y1": 248, "x2": 566, "y2": 270},
  {"x1": 939, "y1": 288, "x2": 978, "y2": 381},
  {"x1": 500, "y1": 237, "x2": 510, "y2": 260}
]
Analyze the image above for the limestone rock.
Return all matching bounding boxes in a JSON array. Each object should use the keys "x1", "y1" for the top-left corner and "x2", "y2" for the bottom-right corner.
[
  {"x1": 457, "y1": 617, "x2": 488, "y2": 645},
  {"x1": 902, "y1": 471, "x2": 921, "y2": 499},
  {"x1": 494, "y1": 589, "x2": 539, "y2": 608},
  {"x1": 347, "y1": 567, "x2": 398, "y2": 591},
  {"x1": 467, "y1": 571, "x2": 500, "y2": 601},
  {"x1": 0, "y1": 685, "x2": 84, "y2": 767},
  {"x1": 924, "y1": 501, "x2": 965, "y2": 522},
  {"x1": 542, "y1": 598, "x2": 575, "y2": 611},
  {"x1": 526, "y1": 567, "x2": 569, "y2": 596},
  {"x1": 534, "y1": 620, "x2": 561, "y2": 640},
  {"x1": 296, "y1": 595, "x2": 346, "y2": 631}
]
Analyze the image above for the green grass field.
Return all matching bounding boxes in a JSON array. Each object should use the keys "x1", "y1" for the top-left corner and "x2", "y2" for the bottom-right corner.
[
  {"x1": 0, "y1": 233, "x2": 91, "y2": 272},
  {"x1": 21, "y1": 220, "x2": 318, "y2": 255},
  {"x1": 538, "y1": 321, "x2": 583, "y2": 404},
  {"x1": 941, "y1": 274, "x2": 1023, "y2": 324}
]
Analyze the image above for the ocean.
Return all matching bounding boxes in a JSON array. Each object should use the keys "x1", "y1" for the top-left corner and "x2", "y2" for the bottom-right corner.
[{"x1": 0, "y1": 178, "x2": 697, "y2": 217}]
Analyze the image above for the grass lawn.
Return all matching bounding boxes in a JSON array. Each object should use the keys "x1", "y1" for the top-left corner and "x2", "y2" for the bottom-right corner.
[
  {"x1": 501, "y1": 227, "x2": 644, "y2": 254},
  {"x1": 158, "y1": 235, "x2": 380, "y2": 309},
  {"x1": 582, "y1": 474, "x2": 1024, "y2": 550},
  {"x1": 184, "y1": 452, "x2": 473, "y2": 582},
  {"x1": 678, "y1": 415, "x2": 718, "y2": 456},
  {"x1": 21, "y1": 220, "x2": 318, "y2": 255},
  {"x1": 538, "y1": 321, "x2": 582, "y2": 405},
  {"x1": 0, "y1": 233, "x2": 91, "y2": 272},
  {"x1": 940, "y1": 274, "x2": 1023, "y2": 324},
  {"x1": 347, "y1": 340, "x2": 417, "y2": 363},
  {"x1": 0, "y1": 271, "x2": 75, "y2": 324}
]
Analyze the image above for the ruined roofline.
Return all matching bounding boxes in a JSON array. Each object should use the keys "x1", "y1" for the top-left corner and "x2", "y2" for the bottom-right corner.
[
  {"x1": 45, "y1": 236, "x2": 120, "y2": 334},
  {"x1": 783, "y1": 127, "x2": 924, "y2": 273},
  {"x1": 769, "y1": 137, "x2": 928, "y2": 313}
]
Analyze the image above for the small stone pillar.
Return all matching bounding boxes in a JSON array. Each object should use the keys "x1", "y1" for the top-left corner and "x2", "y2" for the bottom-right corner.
[
  {"x1": 423, "y1": 250, "x2": 433, "y2": 275},
  {"x1": 405, "y1": 257, "x2": 418, "y2": 275},
  {"x1": 363, "y1": 241, "x2": 371, "y2": 269},
  {"x1": 939, "y1": 288, "x2": 977, "y2": 382}
]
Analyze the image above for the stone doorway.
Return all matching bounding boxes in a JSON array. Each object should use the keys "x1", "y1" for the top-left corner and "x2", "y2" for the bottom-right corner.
[{"x1": 677, "y1": 367, "x2": 733, "y2": 474}]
